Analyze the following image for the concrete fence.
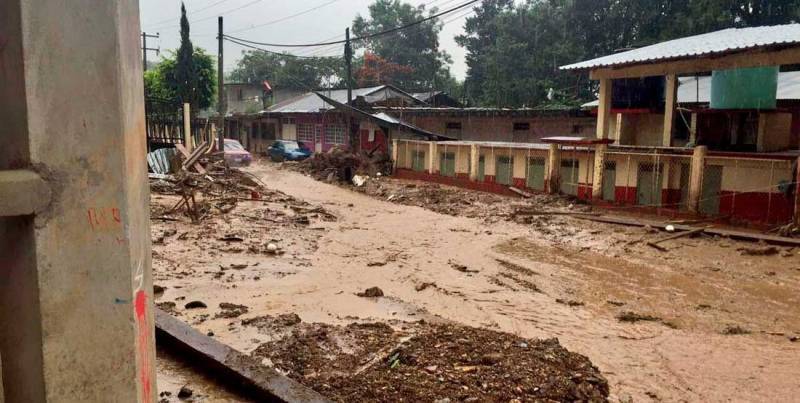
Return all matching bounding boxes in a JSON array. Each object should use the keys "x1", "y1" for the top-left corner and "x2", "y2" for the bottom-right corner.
[{"x1": 391, "y1": 139, "x2": 800, "y2": 225}]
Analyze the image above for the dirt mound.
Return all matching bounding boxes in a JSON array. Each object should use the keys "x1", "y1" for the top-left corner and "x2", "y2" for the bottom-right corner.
[{"x1": 250, "y1": 319, "x2": 608, "y2": 402}]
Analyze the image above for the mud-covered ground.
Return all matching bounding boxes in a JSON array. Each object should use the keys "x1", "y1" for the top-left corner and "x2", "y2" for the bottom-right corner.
[{"x1": 152, "y1": 160, "x2": 800, "y2": 402}]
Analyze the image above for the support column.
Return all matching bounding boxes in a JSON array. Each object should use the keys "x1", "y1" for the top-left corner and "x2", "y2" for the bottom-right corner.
[
  {"x1": 469, "y1": 144, "x2": 479, "y2": 181},
  {"x1": 596, "y1": 78, "x2": 612, "y2": 139},
  {"x1": 687, "y1": 146, "x2": 707, "y2": 213},
  {"x1": 663, "y1": 73, "x2": 678, "y2": 147},
  {"x1": 757, "y1": 113, "x2": 768, "y2": 152},
  {"x1": 183, "y1": 103, "x2": 192, "y2": 152},
  {"x1": 614, "y1": 113, "x2": 623, "y2": 143},
  {"x1": 591, "y1": 144, "x2": 607, "y2": 199},
  {"x1": 391, "y1": 139, "x2": 399, "y2": 173},
  {"x1": 0, "y1": 0, "x2": 156, "y2": 401},
  {"x1": 428, "y1": 141, "x2": 437, "y2": 175},
  {"x1": 794, "y1": 157, "x2": 800, "y2": 226},
  {"x1": 689, "y1": 112, "x2": 698, "y2": 144},
  {"x1": 547, "y1": 143, "x2": 561, "y2": 194}
]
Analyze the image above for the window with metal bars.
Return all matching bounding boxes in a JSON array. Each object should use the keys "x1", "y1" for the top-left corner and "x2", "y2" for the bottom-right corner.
[
  {"x1": 297, "y1": 123, "x2": 315, "y2": 142},
  {"x1": 325, "y1": 124, "x2": 346, "y2": 144}
]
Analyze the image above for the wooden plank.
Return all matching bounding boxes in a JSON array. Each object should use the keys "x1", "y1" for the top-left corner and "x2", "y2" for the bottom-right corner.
[
  {"x1": 508, "y1": 186, "x2": 532, "y2": 198},
  {"x1": 646, "y1": 227, "x2": 706, "y2": 251},
  {"x1": 155, "y1": 309, "x2": 331, "y2": 403},
  {"x1": 176, "y1": 142, "x2": 207, "y2": 174},
  {"x1": 578, "y1": 215, "x2": 800, "y2": 247}
]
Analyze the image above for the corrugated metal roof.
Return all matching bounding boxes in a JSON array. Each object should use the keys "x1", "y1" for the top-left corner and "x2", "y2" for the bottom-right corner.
[
  {"x1": 267, "y1": 86, "x2": 386, "y2": 113},
  {"x1": 580, "y1": 70, "x2": 800, "y2": 108},
  {"x1": 561, "y1": 24, "x2": 800, "y2": 71}
]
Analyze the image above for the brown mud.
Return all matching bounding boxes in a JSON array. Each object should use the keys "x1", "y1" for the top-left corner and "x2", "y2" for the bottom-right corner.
[{"x1": 151, "y1": 160, "x2": 800, "y2": 402}]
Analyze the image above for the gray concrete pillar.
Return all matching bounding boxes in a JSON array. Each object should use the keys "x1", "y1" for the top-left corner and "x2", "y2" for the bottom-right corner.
[
  {"x1": 0, "y1": 0, "x2": 156, "y2": 401},
  {"x1": 687, "y1": 146, "x2": 707, "y2": 213}
]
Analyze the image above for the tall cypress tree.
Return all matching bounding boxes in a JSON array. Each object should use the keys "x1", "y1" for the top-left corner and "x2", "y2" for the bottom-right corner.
[{"x1": 175, "y1": 3, "x2": 196, "y2": 111}]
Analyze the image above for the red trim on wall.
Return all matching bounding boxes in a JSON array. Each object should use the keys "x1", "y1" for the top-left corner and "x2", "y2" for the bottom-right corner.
[{"x1": 392, "y1": 170, "x2": 791, "y2": 225}]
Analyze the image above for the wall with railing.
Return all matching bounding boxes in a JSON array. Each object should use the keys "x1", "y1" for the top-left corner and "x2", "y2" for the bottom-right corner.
[{"x1": 391, "y1": 139, "x2": 799, "y2": 226}]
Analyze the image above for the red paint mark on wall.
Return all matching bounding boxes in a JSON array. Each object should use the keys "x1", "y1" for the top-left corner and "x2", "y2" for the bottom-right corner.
[
  {"x1": 86, "y1": 207, "x2": 123, "y2": 231},
  {"x1": 134, "y1": 290, "x2": 152, "y2": 401}
]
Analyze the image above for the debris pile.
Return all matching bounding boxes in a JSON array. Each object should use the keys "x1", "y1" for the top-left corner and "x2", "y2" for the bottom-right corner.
[
  {"x1": 288, "y1": 147, "x2": 392, "y2": 183},
  {"x1": 248, "y1": 317, "x2": 609, "y2": 402}
]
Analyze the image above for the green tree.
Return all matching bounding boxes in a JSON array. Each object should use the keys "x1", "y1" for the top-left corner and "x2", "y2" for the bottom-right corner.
[
  {"x1": 229, "y1": 51, "x2": 343, "y2": 90},
  {"x1": 175, "y1": 3, "x2": 198, "y2": 110},
  {"x1": 145, "y1": 49, "x2": 216, "y2": 111},
  {"x1": 352, "y1": 0, "x2": 453, "y2": 91},
  {"x1": 458, "y1": 0, "x2": 800, "y2": 108}
]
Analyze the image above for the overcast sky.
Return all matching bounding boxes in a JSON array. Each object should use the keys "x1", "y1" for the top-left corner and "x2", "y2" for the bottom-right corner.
[{"x1": 138, "y1": 0, "x2": 473, "y2": 81}]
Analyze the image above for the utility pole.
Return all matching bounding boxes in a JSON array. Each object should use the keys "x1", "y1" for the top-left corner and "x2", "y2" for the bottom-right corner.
[
  {"x1": 345, "y1": 27, "x2": 357, "y2": 150},
  {"x1": 345, "y1": 27, "x2": 353, "y2": 104},
  {"x1": 141, "y1": 32, "x2": 159, "y2": 71},
  {"x1": 217, "y1": 16, "x2": 226, "y2": 151}
]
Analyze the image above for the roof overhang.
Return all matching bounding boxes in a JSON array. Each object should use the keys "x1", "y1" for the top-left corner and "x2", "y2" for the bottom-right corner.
[
  {"x1": 541, "y1": 136, "x2": 614, "y2": 145},
  {"x1": 561, "y1": 24, "x2": 800, "y2": 80}
]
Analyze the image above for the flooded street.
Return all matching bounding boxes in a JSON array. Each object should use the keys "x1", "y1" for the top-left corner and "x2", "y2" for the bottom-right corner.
[{"x1": 153, "y1": 161, "x2": 800, "y2": 402}]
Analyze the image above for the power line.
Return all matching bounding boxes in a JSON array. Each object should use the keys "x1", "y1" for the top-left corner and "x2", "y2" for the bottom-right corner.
[
  {"x1": 224, "y1": 36, "x2": 341, "y2": 59},
  {"x1": 148, "y1": 0, "x2": 264, "y2": 30},
  {"x1": 227, "y1": 0, "x2": 342, "y2": 34},
  {"x1": 223, "y1": 0, "x2": 479, "y2": 48},
  {"x1": 143, "y1": 0, "x2": 238, "y2": 27}
]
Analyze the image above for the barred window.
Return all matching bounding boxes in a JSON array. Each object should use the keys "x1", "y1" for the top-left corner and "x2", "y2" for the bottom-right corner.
[
  {"x1": 297, "y1": 123, "x2": 315, "y2": 142},
  {"x1": 325, "y1": 124, "x2": 346, "y2": 144}
]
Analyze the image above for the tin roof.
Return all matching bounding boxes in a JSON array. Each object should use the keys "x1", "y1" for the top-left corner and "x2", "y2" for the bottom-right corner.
[{"x1": 561, "y1": 24, "x2": 800, "y2": 71}]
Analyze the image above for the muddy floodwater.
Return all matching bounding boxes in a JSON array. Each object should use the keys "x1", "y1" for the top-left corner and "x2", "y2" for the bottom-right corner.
[{"x1": 152, "y1": 161, "x2": 800, "y2": 402}]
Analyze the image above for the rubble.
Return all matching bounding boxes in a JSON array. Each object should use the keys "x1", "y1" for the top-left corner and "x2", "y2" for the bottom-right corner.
[
  {"x1": 357, "y1": 287, "x2": 385, "y2": 298},
  {"x1": 287, "y1": 147, "x2": 393, "y2": 183},
  {"x1": 249, "y1": 319, "x2": 609, "y2": 402}
]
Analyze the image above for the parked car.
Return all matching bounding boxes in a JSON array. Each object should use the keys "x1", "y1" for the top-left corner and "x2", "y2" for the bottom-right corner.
[
  {"x1": 268, "y1": 140, "x2": 312, "y2": 162},
  {"x1": 223, "y1": 139, "x2": 252, "y2": 166}
]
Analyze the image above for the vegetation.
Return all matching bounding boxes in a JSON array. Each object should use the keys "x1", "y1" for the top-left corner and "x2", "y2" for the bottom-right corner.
[
  {"x1": 458, "y1": 0, "x2": 800, "y2": 108},
  {"x1": 144, "y1": 48, "x2": 216, "y2": 111},
  {"x1": 145, "y1": 3, "x2": 216, "y2": 112},
  {"x1": 228, "y1": 52, "x2": 344, "y2": 90},
  {"x1": 223, "y1": 0, "x2": 800, "y2": 107},
  {"x1": 352, "y1": 0, "x2": 454, "y2": 91}
]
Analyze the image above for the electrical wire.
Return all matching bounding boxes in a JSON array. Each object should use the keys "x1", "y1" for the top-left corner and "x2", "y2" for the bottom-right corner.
[
  {"x1": 224, "y1": 36, "x2": 341, "y2": 59},
  {"x1": 227, "y1": 0, "x2": 342, "y2": 34},
  {"x1": 143, "y1": 0, "x2": 238, "y2": 28},
  {"x1": 148, "y1": 0, "x2": 264, "y2": 30},
  {"x1": 223, "y1": 0, "x2": 479, "y2": 48}
]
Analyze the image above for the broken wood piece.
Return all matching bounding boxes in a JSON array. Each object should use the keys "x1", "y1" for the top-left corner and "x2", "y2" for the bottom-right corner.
[
  {"x1": 175, "y1": 143, "x2": 207, "y2": 174},
  {"x1": 646, "y1": 227, "x2": 707, "y2": 251},
  {"x1": 577, "y1": 215, "x2": 800, "y2": 247},
  {"x1": 508, "y1": 186, "x2": 532, "y2": 198},
  {"x1": 154, "y1": 309, "x2": 330, "y2": 402}
]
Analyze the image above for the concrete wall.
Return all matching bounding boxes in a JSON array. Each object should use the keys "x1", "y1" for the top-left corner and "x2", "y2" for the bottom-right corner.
[
  {"x1": 0, "y1": 0, "x2": 156, "y2": 401},
  {"x1": 393, "y1": 140, "x2": 795, "y2": 225},
  {"x1": 759, "y1": 112, "x2": 793, "y2": 152},
  {"x1": 386, "y1": 113, "x2": 595, "y2": 142}
]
